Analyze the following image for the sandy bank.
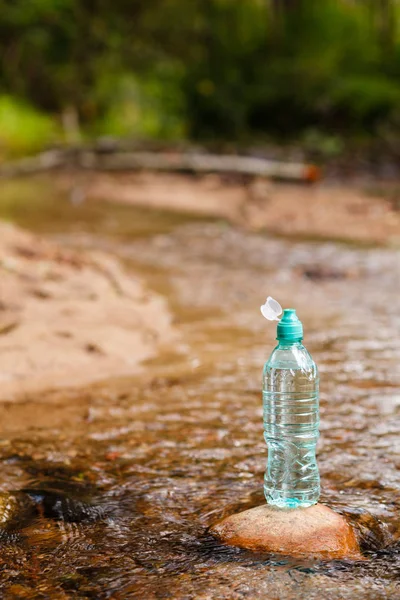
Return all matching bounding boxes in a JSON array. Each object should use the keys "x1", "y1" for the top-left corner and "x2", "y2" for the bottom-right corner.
[
  {"x1": 0, "y1": 221, "x2": 174, "y2": 400},
  {"x1": 71, "y1": 171, "x2": 400, "y2": 245}
]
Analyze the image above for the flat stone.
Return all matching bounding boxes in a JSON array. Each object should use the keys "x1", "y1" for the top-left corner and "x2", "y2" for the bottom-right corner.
[{"x1": 210, "y1": 503, "x2": 362, "y2": 560}]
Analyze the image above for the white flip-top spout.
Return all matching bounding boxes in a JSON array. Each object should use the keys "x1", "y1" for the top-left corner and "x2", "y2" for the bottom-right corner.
[{"x1": 260, "y1": 296, "x2": 282, "y2": 322}]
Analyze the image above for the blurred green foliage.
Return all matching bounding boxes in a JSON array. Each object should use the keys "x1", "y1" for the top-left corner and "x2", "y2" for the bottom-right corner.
[
  {"x1": 1, "y1": 0, "x2": 400, "y2": 153},
  {"x1": 0, "y1": 96, "x2": 60, "y2": 156}
]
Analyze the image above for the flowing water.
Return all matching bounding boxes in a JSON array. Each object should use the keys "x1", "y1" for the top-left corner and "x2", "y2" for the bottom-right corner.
[{"x1": 0, "y1": 181, "x2": 400, "y2": 598}]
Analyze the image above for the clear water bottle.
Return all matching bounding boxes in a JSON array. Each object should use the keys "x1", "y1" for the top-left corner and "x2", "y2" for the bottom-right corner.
[{"x1": 261, "y1": 298, "x2": 320, "y2": 509}]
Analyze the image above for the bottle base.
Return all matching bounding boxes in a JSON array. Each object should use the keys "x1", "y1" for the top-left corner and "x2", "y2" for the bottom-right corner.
[
  {"x1": 266, "y1": 497, "x2": 317, "y2": 509},
  {"x1": 264, "y1": 487, "x2": 319, "y2": 509}
]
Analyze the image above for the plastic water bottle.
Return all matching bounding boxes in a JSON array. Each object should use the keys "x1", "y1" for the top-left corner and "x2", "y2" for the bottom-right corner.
[{"x1": 260, "y1": 297, "x2": 320, "y2": 509}]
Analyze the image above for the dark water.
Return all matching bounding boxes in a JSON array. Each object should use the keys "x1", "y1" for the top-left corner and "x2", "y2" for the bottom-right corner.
[{"x1": 0, "y1": 181, "x2": 400, "y2": 598}]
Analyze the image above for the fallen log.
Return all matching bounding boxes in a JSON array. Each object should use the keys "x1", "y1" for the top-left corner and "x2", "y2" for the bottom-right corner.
[
  {"x1": 0, "y1": 148, "x2": 321, "y2": 183},
  {"x1": 0, "y1": 150, "x2": 65, "y2": 177}
]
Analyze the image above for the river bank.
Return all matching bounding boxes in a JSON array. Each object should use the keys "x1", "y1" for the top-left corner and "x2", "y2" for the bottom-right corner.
[
  {"x1": 56, "y1": 170, "x2": 400, "y2": 246},
  {"x1": 0, "y1": 220, "x2": 174, "y2": 400}
]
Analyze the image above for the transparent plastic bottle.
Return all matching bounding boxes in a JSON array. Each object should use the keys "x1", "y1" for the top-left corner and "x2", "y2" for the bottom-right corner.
[{"x1": 261, "y1": 302, "x2": 320, "y2": 509}]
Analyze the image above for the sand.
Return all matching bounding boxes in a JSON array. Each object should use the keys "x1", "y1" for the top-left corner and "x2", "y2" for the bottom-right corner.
[
  {"x1": 76, "y1": 171, "x2": 400, "y2": 245},
  {"x1": 0, "y1": 221, "x2": 174, "y2": 400}
]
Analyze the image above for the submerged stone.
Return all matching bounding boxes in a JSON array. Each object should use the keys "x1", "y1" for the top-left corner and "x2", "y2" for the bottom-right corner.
[
  {"x1": 23, "y1": 488, "x2": 105, "y2": 522},
  {"x1": 210, "y1": 503, "x2": 362, "y2": 560},
  {"x1": 0, "y1": 492, "x2": 37, "y2": 540}
]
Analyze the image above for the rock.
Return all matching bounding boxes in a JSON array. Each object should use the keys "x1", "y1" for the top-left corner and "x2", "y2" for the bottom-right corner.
[
  {"x1": 210, "y1": 503, "x2": 362, "y2": 560},
  {"x1": 23, "y1": 488, "x2": 105, "y2": 522},
  {"x1": 0, "y1": 492, "x2": 37, "y2": 539}
]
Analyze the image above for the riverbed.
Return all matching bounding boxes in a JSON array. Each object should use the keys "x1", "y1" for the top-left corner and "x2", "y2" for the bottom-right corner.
[{"x1": 0, "y1": 182, "x2": 399, "y2": 598}]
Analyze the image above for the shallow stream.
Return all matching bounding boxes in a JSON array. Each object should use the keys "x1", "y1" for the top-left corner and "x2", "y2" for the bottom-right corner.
[{"x1": 0, "y1": 182, "x2": 400, "y2": 598}]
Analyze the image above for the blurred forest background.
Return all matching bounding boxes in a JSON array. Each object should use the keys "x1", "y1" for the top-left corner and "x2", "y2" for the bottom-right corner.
[{"x1": 1, "y1": 0, "x2": 400, "y2": 158}]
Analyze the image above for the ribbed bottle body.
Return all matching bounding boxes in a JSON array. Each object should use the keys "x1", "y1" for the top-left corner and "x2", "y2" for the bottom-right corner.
[{"x1": 262, "y1": 342, "x2": 320, "y2": 508}]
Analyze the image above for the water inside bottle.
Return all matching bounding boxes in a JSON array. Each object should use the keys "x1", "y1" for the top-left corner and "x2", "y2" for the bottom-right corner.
[{"x1": 263, "y1": 344, "x2": 320, "y2": 508}]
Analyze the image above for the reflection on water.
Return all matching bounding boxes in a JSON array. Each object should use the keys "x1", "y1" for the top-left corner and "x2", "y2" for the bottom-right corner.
[{"x1": 0, "y1": 186, "x2": 400, "y2": 598}]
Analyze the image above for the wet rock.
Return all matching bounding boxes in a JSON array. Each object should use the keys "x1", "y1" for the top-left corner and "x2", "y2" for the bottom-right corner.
[
  {"x1": 210, "y1": 503, "x2": 362, "y2": 560},
  {"x1": 23, "y1": 488, "x2": 105, "y2": 523},
  {"x1": 0, "y1": 492, "x2": 37, "y2": 540}
]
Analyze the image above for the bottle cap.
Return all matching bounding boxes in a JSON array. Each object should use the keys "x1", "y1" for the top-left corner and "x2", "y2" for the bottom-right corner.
[
  {"x1": 260, "y1": 296, "x2": 282, "y2": 321},
  {"x1": 260, "y1": 297, "x2": 303, "y2": 342},
  {"x1": 276, "y1": 309, "x2": 303, "y2": 342}
]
